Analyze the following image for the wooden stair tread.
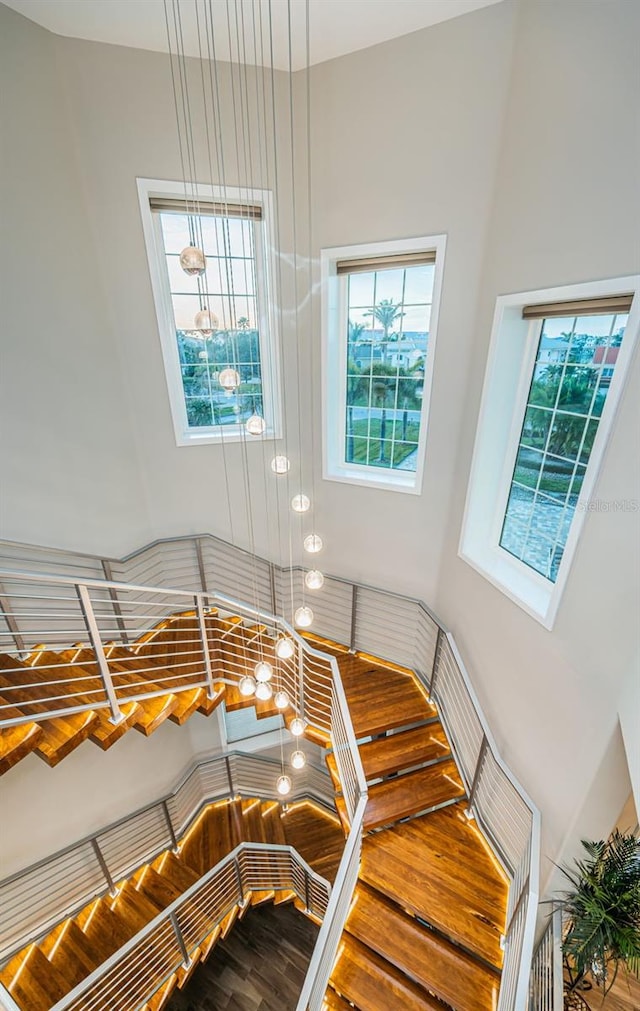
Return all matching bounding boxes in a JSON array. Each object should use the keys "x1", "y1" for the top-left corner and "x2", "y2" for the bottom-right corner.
[
  {"x1": 360, "y1": 804, "x2": 506, "y2": 970},
  {"x1": 135, "y1": 865, "x2": 183, "y2": 909},
  {"x1": 282, "y1": 803, "x2": 345, "y2": 882},
  {"x1": 47, "y1": 919, "x2": 100, "y2": 992},
  {"x1": 81, "y1": 902, "x2": 133, "y2": 961},
  {"x1": 323, "y1": 990, "x2": 355, "y2": 1011},
  {"x1": 111, "y1": 882, "x2": 163, "y2": 932},
  {"x1": 330, "y1": 933, "x2": 443, "y2": 1011},
  {"x1": 180, "y1": 803, "x2": 233, "y2": 877},
  {"x1": 154, "y1": 851, "x2": 201, "y2": 893},
  {"x1": 358, "y1": 723, "x2": 450, "y2": 781},
  {"x1": 8, "y1": 945, "x2": 71, "y2": 1011},
  {"x1": 346, "y1": 883, "x2": 500, "y2": 1011},
  {"x1": 364, "y1": 758, "x2": 465, "y2": 830},
  {"x1": 337, "y1": 658, "x2": 435, "y2": 738},
  {"x1": 0, "y1": 704, "x2": 43, "y2": 773},
  {"x1": 0, "y1": 668, "x2": 96, "y2": 765}
]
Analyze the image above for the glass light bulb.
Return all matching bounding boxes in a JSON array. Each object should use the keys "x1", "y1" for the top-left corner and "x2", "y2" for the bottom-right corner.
[
  {"x1": 274, "y1": 690, "x2": 290, "y2": 710},
  {"x1": 245, "y1": 414, "x2": 266, "y2": 436},
  {"x1": 305, "y1": 569, "x2": 324, "y2": 590},
  {"x1": 219, "y1": 368, "x2": 241, "y2": 390},
  {"x1": 271, "y1": 455, "x2": 290, "y2": 475},
  {"x1": 179, "y1": 246, "x2": 206, "y2": 276},
  {"x1": 291, "y1": 749, "x2": 306, "y2": 770},
  {"x1": 277, "y1": 774, "x2": 292, "y2": 796},
  {"x1": 294, "y1": 606, "x2": 313, "y2": 628},
  {"x1": 254, "y1": 661, "x2": 273, "y2": 683},
  {"x1": 193, "y1": 309, "x2": 218, "y2": 335},
  {"x1": 275, "y1": 636, "x2": 295, "y2": 660},
  {"x1": 238, "y1": 675, "x2": 256, "y2": 697},
  {"x1": 289, "y1": 717, "x2": 307, "y2": 737},
  {"x1": 291, "y1": 494, "x2": 310, "y2": 513},
  {"x1": 255, "y1": 681, "x2": 273, "y2": 701},
  {"x1": 303, "y1": 534, "x2": 323, "y2": 554}
]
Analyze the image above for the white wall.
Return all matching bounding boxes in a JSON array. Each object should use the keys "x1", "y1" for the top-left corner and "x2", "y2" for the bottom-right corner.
[
  {"x1": 0, "y1": 5, "x2": 150, "y2": 556},
  {"x1": 1, "y1": 0, "x2": 639, "y2": 902},
  {"x1": 435, "y1": 0, "x2": 640, "y2": 893},
  {"x1": 0, "y1": 713, "x2": 223, "y2": 878}
]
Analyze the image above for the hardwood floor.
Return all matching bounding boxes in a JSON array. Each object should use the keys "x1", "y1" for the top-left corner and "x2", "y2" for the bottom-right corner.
[{"x1": 164, "y1": 905, "x2": 318, "y2": 1011}]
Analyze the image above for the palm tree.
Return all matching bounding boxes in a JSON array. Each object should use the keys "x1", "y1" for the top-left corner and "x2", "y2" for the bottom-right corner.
[{"x1": 364, "y1": 299, "x2": 405, "y2": 363}]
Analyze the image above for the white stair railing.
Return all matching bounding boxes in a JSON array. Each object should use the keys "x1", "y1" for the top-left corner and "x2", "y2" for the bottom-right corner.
[{"x1": 0, "y1": 532, "x2": 541, "y2": 1009}]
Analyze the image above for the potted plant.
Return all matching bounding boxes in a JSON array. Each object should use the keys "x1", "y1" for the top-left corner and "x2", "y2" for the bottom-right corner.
[{"x1": 557, "y1": 829, "x2": 640, "y2": 1008}]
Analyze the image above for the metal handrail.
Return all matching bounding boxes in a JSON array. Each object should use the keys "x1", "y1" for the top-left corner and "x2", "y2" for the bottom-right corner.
[
  {"x1": 47, "y1": 842, "x2": 330, "y2": 1011},
  {"x1": 0, "y1": 531, "x2": 539, "y2": 1009},
  {"x1": 0, "y1": 750, "x2": 335, "y2": 966}
]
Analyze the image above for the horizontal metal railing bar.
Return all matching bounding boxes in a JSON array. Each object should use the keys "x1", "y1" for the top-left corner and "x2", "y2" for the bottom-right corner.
[{"x1": 49, "y1": 843, "x2": 329, "y2": 1011}]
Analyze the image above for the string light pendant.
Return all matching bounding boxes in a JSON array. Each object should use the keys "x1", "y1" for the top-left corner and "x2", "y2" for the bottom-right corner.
[
  {"x1": 303, "y1": 534, "x2": 323, "y2": 554},
  {"x1": 238, "y1": 675, "x2": 256, "y2": 697},
  {"x1": 255, "y1": 661, "x2": 273, "y2": 683},
  {"x1": 271, "y1": 456, "x2": 290, "y2": 474},
  {"x1": 274, "y1": 690, "x2": 290, "y2": 710},
  {"x1": 219, "y1": 368, "x2": 241, "y2": 391},
  {"x1": 291, "y1": 494, "x2": 310, "y2": 513},
  {"x1": 289, "y1": 717, "x2": 307, "y2": 737},
  {"x1": 305, "y1": 569, "x2": 324, "y2": 590},
  {"x1": 291, "y1": 750, "x2": 306, "y2": 770},
  {"x1": 275, "y1": 636, "x2": 295, "y2": 660},
  {"x1": 179, "y1": 246, "x2": 206, "y2": 276},
  {"x1": 255, "y1": 681, "x2": 273, "y2": 701},
  {"x1": 294, "y1": 606, "x2": 313, "y2": 628},
  {"x1": 246, "y1": 414, "x2": 266, "y2": 436},
  {"x1": 193, "y1": 308, "x2": 218, "y2": 334},
  {"x1": 277, "y1": 774, "x2": 292, "y2": 796}
]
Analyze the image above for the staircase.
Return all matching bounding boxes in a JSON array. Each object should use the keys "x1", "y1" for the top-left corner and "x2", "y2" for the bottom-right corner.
[
  {"x1": 0, "y1": 798, "x2": 343, "y2": 1011},
  {"x1": 320, "y1": 642, "x2": 508, "y2": 1011},
  {"x1": 0, "y1": 609, "x2": 327, "y2": 776},
  {"x1": 0, "y1": 600, "x2": 514, "y2": 1010}
]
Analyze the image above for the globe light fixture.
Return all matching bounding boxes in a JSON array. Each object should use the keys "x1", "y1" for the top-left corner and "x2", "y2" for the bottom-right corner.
[
  {"x1": 254, "y1": 661, "x2": 273, "y2": 683},
  {"x1": 303, "y1": 534, "x2": 323, "y2": 554},
  {"x1": 179, "y1": 246, "x2": 206, "y2": 276},
  {"x1": 304, "y1": 569, "x2": 324, "y2": 590},
  {"x1": 275, "y1": 636, "x2": 295, "y2": 660},
  {"x1": 271, "y1": 455, "x2": 290, "y2": 475},
  {"x1": 291, "y1": 494, "x2": 310, "y2": 513},
  {"x1": 219, "y1": 368, "x2": 241, "y2": 391},
  {"x1": 238, "y1": 675, "x2": 256, "y2": 697},
  {"x1": 193, "y1": 308, "x2": 218, "y2": 335},
  {"x1": 277, "y1": 774, "x2": 292, "y2": 796},
  {"x1": 246, "y1": 414, "x2": 266, "y2": 436},
  {"x1": 289, "y1": 717, "x2": 306, "y2": 737},
  {"x1": 294, "y1": 606, "x2": 313, "y2": 628},
  {"x1": 274, "y1": 689, "x2": 290, "y2": 710},
  {"x1": 291, "y1": 749, "x2": 306, "y2": 770},
  {"x1": 255, "y1": 681, "x2": 273, "y2": 701}
]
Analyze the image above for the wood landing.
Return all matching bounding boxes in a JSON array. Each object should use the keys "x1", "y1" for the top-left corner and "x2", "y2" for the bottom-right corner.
[
  {"x1": 164, "y1": 903, "x2": 318, "y2": 1010},
  {"x1": 325, "y1": 649, "x2": 509, "y2": 1011},
  {"x1": 0, "y1": 799, "x2": 341, "y2": 1011}
]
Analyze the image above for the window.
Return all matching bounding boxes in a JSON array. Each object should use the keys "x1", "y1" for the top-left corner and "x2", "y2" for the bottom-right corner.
[
  {"x1": 322, "y1": 235, "x2": 446, "y2": 494},
  {"x1": 460, "y1": 277, "x2": 639, "y2": 629},
  {"x1": 137, "y1": 179, "x2": 281, "y2": 446}
]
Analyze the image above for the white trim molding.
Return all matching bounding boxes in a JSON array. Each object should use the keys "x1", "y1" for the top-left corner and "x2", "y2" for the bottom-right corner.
[
  {"x1": 137, "y1": 177, "x2": 282, "y2": 447},
  {"x1": 459, "y1": 274, "x2": 640, "y2": 629},
  {"x1": 321, "y1": 233, "x2": 447, "y2": 495}
]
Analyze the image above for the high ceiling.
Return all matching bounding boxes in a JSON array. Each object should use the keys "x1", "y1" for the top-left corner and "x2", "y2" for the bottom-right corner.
[{"x1": 4, "y1": 0, "x2": 503, "y2": 70}]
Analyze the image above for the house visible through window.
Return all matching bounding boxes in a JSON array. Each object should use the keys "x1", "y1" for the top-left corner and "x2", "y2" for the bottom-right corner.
[
  {"x1": 500, "y1": 302, "x2": 631, "y2": 582},
  {"x1": 322, "y1": 236, "x2": 446, "y2": 494},
  {"x1": 138, "y1": 180, "x2": 280, "y2": 446}
]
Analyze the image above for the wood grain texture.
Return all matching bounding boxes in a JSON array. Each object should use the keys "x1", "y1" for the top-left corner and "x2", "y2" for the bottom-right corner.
[
  {"x1": 164, "y1": 904, "x2": 318, "y2": 1011},
  {"x1": 330, "y1": 933, "x2": 443, "y2": 1011}
]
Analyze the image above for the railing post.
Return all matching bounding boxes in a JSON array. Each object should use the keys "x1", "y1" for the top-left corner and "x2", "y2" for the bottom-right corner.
[
  {"x1": 169, "y1": 911, "x2": 191, "y2": 968},
  {"x1": 466, "y1": 733, "x2": 488, "y2": 815},
  {"x1": 552, "y1": 907, "x2": 564, "y2": 1011},
  {"x1": 100, "y1": 560, "x2": 129, "y2": 645},
  {"x1": 225, "y1": 755, "x2": 235, "y2": 796},
  {"x1": 349, "y1": 584, "x2": 358, "y2": 653},
  {"x1": 429, "y1": 627, "x2": 443, "y2": 700},
  {"x1": 195, "y1": 593, "x2": 216, "y2": 700},
  {"x1": 269, "y1": 562, "x2": 277, "y2": 616},
  {"x1": 0, "y1": 582, "x2": 26, "y2": 654},
  {"x1": 233, "y1": 855, "x2": 246, "y2": 907},
  {"x1": 194, "y1": 538, "x2": 208, "y2": 593},
  {"x1": 304, "y1": 869, "x2": 311, "y2": 914},
  {"x1": 162, "y1": 800, "x2": 180, "y2": 853},
  {"x1": 76, "y1": 583, "x2": 124, "y2": 724},
  {"x1": 91, "y1": 838, "x2": 118, "y2": 898}
]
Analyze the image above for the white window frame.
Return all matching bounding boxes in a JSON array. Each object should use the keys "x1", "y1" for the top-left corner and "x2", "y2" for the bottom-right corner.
[
  {"x1": 459, "y1": 275, "x2": 640, "y2": 629},
  {"x1": 321, "y1": 234, "x2": 447, "y2": 495},
  {"x1": 137, "y1": 177, "x2": 282, "y2": 447}
]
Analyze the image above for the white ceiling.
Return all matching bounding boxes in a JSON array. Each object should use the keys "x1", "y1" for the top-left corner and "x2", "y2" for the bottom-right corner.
[{"x1": 4, "y1": 0, "x2": 504, "y2": 70}]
